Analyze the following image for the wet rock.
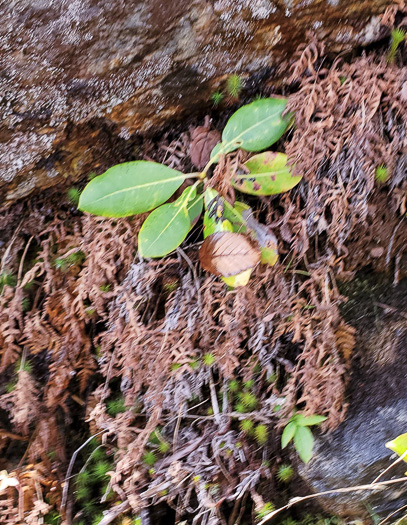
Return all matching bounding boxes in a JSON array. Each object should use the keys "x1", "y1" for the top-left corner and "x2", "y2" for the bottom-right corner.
[
  {"x1": 0, "y1": 0, "x2": 392, "y2": 204},
  {"x1": 299, "y1": 278, "x2": 407, "y2": 518}
]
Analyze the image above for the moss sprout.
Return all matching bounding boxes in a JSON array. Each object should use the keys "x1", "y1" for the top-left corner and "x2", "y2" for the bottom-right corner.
[
  {"x1": 226, "y1": 74, "x2": 243, "y2": 98},
  {"x1": 277, "y1": 464, "x2": 294, "y2": 483},
  {"x1": 387, "y1": 28, "x2": 406, "y2": 63},
  {"x1": 254, "y1": 424, "x2": 268, "y2": 445}
]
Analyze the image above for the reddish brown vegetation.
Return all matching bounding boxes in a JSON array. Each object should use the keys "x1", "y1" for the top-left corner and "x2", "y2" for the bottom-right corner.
[{"x1": 0, "y1": 31, "x2": 406, "y2": 525}]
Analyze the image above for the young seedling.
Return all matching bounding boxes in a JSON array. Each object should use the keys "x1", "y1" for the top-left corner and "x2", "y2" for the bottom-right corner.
[
  {"x1": 78, "y1": 97, "x2": 301, "y2": 287},
  {"x1": 281, "y1": 413, "x2": 327, "y2": 463}
]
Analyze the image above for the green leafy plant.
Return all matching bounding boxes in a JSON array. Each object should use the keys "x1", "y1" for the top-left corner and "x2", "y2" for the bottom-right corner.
[
  {"x1": 387, "y1": 28, "x2": 406, "y2": 63},
  {"x1": 226, "y1": 74, "x2": 243, "y2": 98},
  {"x1": 281, "y1": 413, "x2": 327, "y2": 463},
  {"x1": 79, "y1": 98, "x2": 301, "y2": 287}
]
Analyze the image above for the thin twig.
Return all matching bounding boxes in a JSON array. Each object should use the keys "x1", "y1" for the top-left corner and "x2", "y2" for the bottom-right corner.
[
  {"x1": 378, "y1": 504, "x2": 407, "y2": 525},
  {"x1": 0, "y1": 220, "x2": 23, "y2": 274},
  {"x1": 386, "y1": 218, "x2": 403, "y2": 268},
  {"x1": 97, "y1": 500, "x2": 131, "y2": 525},
  {"x1": 17, "y1": 235, "x2": 34, "y2": 286},
  {"x1": 61, "y1": 431, "x2": 104, "y2": 514},
  {"x1": 257, "y1": 477, "x2": 407, "y2": 525},
  {"x1": 209, "y1": 369, "x2": 221, "y2": 425},
  {"x1": 372, "y1": 449, "x2": 407, "y2": 484},
  {"x1": 177, "y1": 246, "x2": 202, "y2": 310}
]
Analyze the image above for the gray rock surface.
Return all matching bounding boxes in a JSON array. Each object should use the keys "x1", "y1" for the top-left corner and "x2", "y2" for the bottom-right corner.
[
  {"x1": 0, "y1": 0, "x2": 392, "y2": 204},
  {"x1": 299, "y1": 278, "x2": 407, "y2": 519}
]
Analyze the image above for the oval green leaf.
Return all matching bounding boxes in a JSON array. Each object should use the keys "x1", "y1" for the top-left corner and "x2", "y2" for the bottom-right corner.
[
  {"x1": 187, "y1": 193, "x2": 203, "y2": 227},
  {"x1": 232, "y1": 152, "x2": 302, "y2": 196},
  {"x1": 386, "y1": 433, "x2": 407, "y2": 461},
  {"x1": 138, "y1": 188, "x2": 193, "y2": 258},
  {"x1": 293, "y1": 425, "x2": 314, "y2": 464},
  {"x1": 295, "y1": 414, "x2": 327, "y2": 427},
  {"x1": 281, "y1": 421, "x2": 297, "y2": 449},
  {"x1": 78, "y1": 161, "x2": 185, "y2": 217},
  {"x1": 211, "y1": 98, "x2": 291, "y2": 162}
]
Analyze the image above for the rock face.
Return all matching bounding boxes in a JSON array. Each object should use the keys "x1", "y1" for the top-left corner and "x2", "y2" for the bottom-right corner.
[
  {"x1": 299, "y1": 277, "x2": 407, "y2": 518},
  {"x1": 0, "y1": 0, "x2": 393, "y2": 204}
]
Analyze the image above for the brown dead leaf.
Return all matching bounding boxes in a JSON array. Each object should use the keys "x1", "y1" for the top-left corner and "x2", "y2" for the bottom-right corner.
[{"x1": 199, "y1": 232, "x2": 261, "y2": 277}]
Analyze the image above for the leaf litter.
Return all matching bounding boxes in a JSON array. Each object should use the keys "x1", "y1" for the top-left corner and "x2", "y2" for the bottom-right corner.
[{"x1": 0, "y1": 27, "x2": 407, "y2": 524}]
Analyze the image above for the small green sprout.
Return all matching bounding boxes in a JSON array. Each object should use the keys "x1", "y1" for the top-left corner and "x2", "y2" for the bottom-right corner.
[
  {"x1": 75, "y1": 485, "x2": 90, "y2": 501},
  {"x1": 256, "y1": 502, "x2": 275, "y2": 521},
  {"x1": 170, "y1": 363, "x2": 182, "y2": 371},
  {"x1": 238, "y1": 391, "x2": 258, "y2": 410},
  {"x1": 387, "y1": 28, "x2": 406, "y2": 63},
  {"x1": 143, "y1": 451, "x2": 157, "y2": 466},
  {"x1": 158, "y1": 440, "x2": 170, "y2": 454},
  {"x1": 99, "y1": 283, "x2": 111, "y2": 292},
  {"x1": 281, "y1": 413, "x2": 327, "y2": 463},
  {"x1": 106, "y1": 397, "x2": 126, "y2": 416},
  {"x1": 254, "y1": 424, "x2": 268, "y2": 445},
  {"x1": 92, "y1": 460, "x2": 111, "y2": 480},
  {"x1": 277, "y1": 464, "x2": 294, "y2": 483},
  {"x1": 189, "y1": 358, "x2": 200, "y2": 370},
  {"x1": 203, "y1": 352, "x2": 215, "y2": 366},
  {"x1": 67, "y1": 187, "x2": 81, "y2": 205},
  {"x1": 6, "y1": 381, "x2": 16, "y2": 393},
  {"x1": 0, "y1": 272, "x2": 16, "y2": 294},
  {"x1": 375, "y1": 164, "x2": 389, "y2": 184},
  {"x1": 21, "y1": 297, "x2": 31, "y2": 312},
  {"x1": 226, "y1": 74, "x2": 243, "y2": 98},
  {"x1": 54, "y1": 250, "x2": 86, "y2": 271},
  {"x1": 235, "y1": 402, "x2": 248, "y2": 413},
  {"x1": 76, "y1": 470, "x2": 90, "y2": 488},
  {"x1": 228, "y1": 379, "x2": 240, "y2": 392},
  {"x1": 211, "y1": 91, "x2": 224, "y2": 106},
  {"x1": 16, "y1": 358, "x2": 33, "y2": 374},
  {"x1": 239, "y1": 419, "x2": 254, "y2": 433}
]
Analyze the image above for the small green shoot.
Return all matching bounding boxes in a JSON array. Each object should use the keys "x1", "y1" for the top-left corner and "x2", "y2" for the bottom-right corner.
[
  {"x1": 91, "y1": 460, "x2": 111, "y2": 480},
  {"x1": 211, "y1": 91, "x2": 224, "y2": 106},
  {"x1": 256, "y1": 502, "x2": 275, "y2": 521},
  {"x1": 203, "y1": 352, "x2": 215, "y2": 366},
  {"x1": 387, "y1": 28, "x2": 406, "y2": 63},
  {"x1": 143, "y1": 451, "x2": 157, "y2": 466},
  {"x1": 237, "y1": 391, "x2": 258, "y2": 411},
  {"x1": 67, "y1": 187, "x2": 81, "y2": 205},
  {"x1": 0, "y1": 272, "x2": 16, "y2": 294},
  {"x1": 228, "y1": 379, "x2": 240, "y2": 392},
  {"x1": 375, "y1": 164, "x2": 389, "y2": 184},
  {"x1": 54, "y1": 250, "x2": 86, "y2": 271},
  {"x1": 239, "y1": 419, "x2": 254, "y2": 433},
  {"x1": 277, "y1": 464, "x2": 294, "y2": 483},
  {"x1": 106, "y1": 397, "x2": 126, "y2": 416},
  {"x1": 254, "y1": 424, "x2": 268, "y2": 445},
  {"x1": 281, "y1": 413, "x2": 327, "y2": 463},
  {"x1": 226, "y1": 74, "x2": 243, "y2": 98}
]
